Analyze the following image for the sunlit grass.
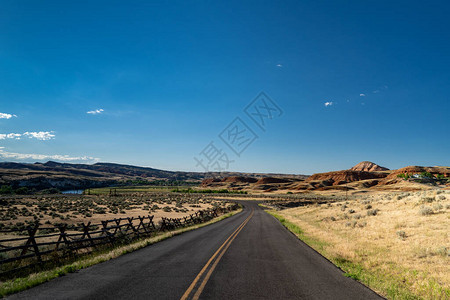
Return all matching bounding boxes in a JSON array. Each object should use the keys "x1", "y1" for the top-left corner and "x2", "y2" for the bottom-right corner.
[{"x1": 265, "y1": 189, "x2": 450, "y2": 300}]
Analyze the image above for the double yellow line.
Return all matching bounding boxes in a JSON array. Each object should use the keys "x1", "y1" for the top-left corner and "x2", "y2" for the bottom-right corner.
[{"x1": 180, "y1": 208, "x2": 254, "y2": 300}]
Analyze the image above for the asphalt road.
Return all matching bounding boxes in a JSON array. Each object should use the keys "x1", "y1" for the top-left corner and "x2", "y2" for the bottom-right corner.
[{"x1": 9, "y1": 201, "x2": 383, "y2": 300}]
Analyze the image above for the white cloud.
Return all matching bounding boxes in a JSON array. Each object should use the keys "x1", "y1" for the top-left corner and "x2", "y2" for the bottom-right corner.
[
  {"x1": 276, "y1": 64, "x2": 283, "y2": 67},
  {"x1": 372, "y1": 90, "x2": 379, "y2": 94},
  {"x1": 0, "y1": 133, "x2": 22, "y2": 140},
  {"x1": 359, "y1": 93, "x2": 366, "y2": 97},
  {"x1": 324, "y1": 102, "x2": 333, "y2": 107},
  {"x1": 87, "y1": 109, "x2": 104, "y2": 115},
  {"x1": 0, "y1": 131, "x2": 55, "y2": 141},
  {"x1": 0, "y1": 148, "x2": 99, "y2": 162},
  {"x1": 0, "y1": 113, "x2": 17, "y2": 119},
  {"x1": 23, "y1": 131, "x2": 55, "y2": 141}
]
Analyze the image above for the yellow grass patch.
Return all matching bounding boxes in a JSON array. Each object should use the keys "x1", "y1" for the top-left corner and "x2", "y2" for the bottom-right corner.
[{"x1": 272, "y1": 189, "x2": 450, "y2": 299}]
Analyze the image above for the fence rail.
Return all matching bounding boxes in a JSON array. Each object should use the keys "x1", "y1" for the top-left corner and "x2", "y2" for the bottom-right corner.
[{"x1": 0, "y1": 204, "x2": 239, "y2": 278}]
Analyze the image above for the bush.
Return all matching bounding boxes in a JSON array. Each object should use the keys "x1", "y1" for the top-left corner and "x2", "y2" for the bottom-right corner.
[
  {"x1": 420, "y1": 172, "x2": 434, "y2": 179},
  {"x1": 0, "y1": 185, "x2": 13, "y2": 195},
  {"x1": 15, "y1": 187, "x2": 30, "y2": 195},
  {"x1": 397, "y1": 173, "x2": 410, "y2": 180},
  {"x1": 396, "y1": 231, "x2": 407, "y2": 239},
  {"x1": 419, "y1": 206, "x2": 433, "y2": 216},
  {"x1": 432, "y1": 203, "x2": 443, "y2": 211},
  {"x1": 367, "y1": 209, "x2": 379, "y2": 216},
  {"x1": 39, "y1": 188, "x2": 61, "y2": 194},
  {"x1": 421, "y1": 197, "x2": 435, "y2": 203}
]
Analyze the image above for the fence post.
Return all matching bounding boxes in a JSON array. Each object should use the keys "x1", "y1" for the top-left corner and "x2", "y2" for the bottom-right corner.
[
  {"x1": 127, "y1": 217, "x2": 138, "y2": 237},
  {"x1": 148, "y1": 215, "x2": 156, "y2": 231},
  {"x1": 102, "y1": 220, "x2": 115, "y2": 245},
  {"x1": 20, "y1": 222, "x2": 41, "y2": 262},
  {"x1": 81, "y1": 222, "x2": 96, "y2": 249},
  {"x1": 56, "y1": 224, "x2": 71, "y2": 251}
]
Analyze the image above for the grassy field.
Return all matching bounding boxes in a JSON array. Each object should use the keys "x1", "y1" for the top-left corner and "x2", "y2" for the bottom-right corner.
[
  {"x1": 0, "y1": 192, "x2": 229, "y2": 232},
  {"x1": 267, "y1": 189, "x2": 450, "y2": 300},
  {"x1": 87, "y1": 185, "x2": 192, "y2": 194}
]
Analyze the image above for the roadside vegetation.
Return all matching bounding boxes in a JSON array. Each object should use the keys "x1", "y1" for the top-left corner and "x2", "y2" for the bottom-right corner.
[
  {"x1": 171, "y1": 188, "x2": 248, "y2": 194},
  {"x1": 265, "y1": 189, "x2": 450, "y2": 300},
  {"x1": 0, "y1": 185, "x2": 60, "y2": 196},
  {"x1": 0, "y1": 208, "x2": 241, "y2": 298},
  {"x1": 0, "y1": 192, "x2": 224, "y2": 232}
]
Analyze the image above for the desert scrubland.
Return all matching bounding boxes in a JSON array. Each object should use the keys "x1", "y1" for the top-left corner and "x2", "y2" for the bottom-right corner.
[{"x1": 269, "y1": 189, "x2": 449, "y2": 299}]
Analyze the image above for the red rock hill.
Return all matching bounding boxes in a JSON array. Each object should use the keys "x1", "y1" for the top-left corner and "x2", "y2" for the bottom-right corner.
[{"x1": 350, "y1": 161, "x2": 389, "y2": 172}]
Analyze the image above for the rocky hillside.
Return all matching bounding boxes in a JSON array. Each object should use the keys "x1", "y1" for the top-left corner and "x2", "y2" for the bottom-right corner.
[
  {"x1": 201, "y1": 161, "x2": 449, "y2": 193},
  {"x1": 350, "y1": 161, "x2": 389, "y2": 172},
  {"x1": 0, "y1": 161, "x2": 308, "y2": 191},
  {"x1": 385, "y1": 166, "x2": 450, "y2": 180},
  {"x1": 306, "y1": 170, "x2": 388, "y2": 186}
]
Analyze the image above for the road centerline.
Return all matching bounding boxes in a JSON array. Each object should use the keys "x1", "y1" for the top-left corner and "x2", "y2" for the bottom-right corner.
[{"x1": 180, "y1": 208, "x2": 254, "y2": 300}]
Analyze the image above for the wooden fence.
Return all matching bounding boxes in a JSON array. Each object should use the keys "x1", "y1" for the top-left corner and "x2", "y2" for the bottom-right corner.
[{"x1": 0, "y1": 204, "x2": 239, "y2": 278}]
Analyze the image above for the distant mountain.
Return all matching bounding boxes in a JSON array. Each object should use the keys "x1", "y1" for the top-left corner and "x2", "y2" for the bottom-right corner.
[
  {"x1": 201, "y1": 162, "x2": 449, "y2": 193},
  {"x1": 0, "y1": 161, "x2": 307, "y2": 191},
  {"x1": 350, "y1": 161, "x2": 389, "y2": 172}
]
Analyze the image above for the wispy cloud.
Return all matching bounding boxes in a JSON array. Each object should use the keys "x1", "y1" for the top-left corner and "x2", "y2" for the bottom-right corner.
[
  {"x1": 324, "y1": 101, "x2": 333, "y2": 107},
  {"x1": 87, "y1": 109, "x2": 104, "y2": 115},
  {"x1": 0, "y1": 147, "x2": 99, "y2": 163},
  {"x1": 23, "y1": 131, "x2": 55, "y2": 140},
  {"x1": 0, "y1": 131, "x2": 55, "y2": 141},
  {"x1": 0, "y1": 133, "x2": 22, "y2": 140},
  {"x1": 0, "y1": 112, "x2": 17, "y2": 119},
  {"x1": 359, "y1": 93, "x2": 366, "y2": 97},
  {"x1": 276, "y1": 64, "x2": 283, "y2": 67},
  {"x1": 372, "y1": 90, "x2": 379, "y2": 94}
]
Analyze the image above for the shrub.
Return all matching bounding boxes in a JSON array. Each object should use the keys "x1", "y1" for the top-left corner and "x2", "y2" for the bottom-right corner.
[
  {"x1": 396, "y1": 231, "x2": 407, "y2": 239},
  {"x1": 15, "y1": 187, "x2": 30, "y2": 195},
  {"x1": 397, "y1": 173, "x2": 410, "y2": 180},
  {"x1": 421, "y1": 197, "x2": 435, "y2": 203},
  {"x1": 420, "y1": 171, "x2": 434, "y2": 179},
  {"x1": 0, "y1": 185, "x2": 13, "y2": 195},
  {"x1": 435, "y1": 246, "x2": 449, "y2": 257},
  {"x1": 419, "y1": 206, "x2": 433, "y2": 216},
  {"x1": 432, "y1": 203, "x2": 443, "y2": 211},
  {"x1": 40, "y1": 188, "x2": 61, "y2": 194},
  {"x1": 367, "y1": 209, "x2": 379, "y2": 216},
  {"x1": 353, "y1": 214, "x2": 362, "y2": 219}
]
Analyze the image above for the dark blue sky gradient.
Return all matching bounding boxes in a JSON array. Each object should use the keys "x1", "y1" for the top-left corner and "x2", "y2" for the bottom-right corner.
[{"x1": 0, "y1": 1, "x2": 449, "y2": 174}]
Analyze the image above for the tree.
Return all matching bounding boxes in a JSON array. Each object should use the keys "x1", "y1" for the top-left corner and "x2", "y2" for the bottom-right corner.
[{"x1": 0, "y1": 185, "x2": 13, "y2": 195}]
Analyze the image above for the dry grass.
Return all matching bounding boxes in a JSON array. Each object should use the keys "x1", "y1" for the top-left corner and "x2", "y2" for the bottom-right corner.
[
  {"x1": 0, "y1": 193, "x2": 225, "y2": 232},
  {"x1": 273, "y1": 189, "x2": 450, "y2": 299},
  {"x1": 0, "y1": 208, "x2": 242, "y2": 297}
]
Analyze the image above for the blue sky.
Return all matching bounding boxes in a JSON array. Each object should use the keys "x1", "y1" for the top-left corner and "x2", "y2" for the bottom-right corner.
[{"x1": 0, "y1": 0, "x2": 449, "y2": 174}]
